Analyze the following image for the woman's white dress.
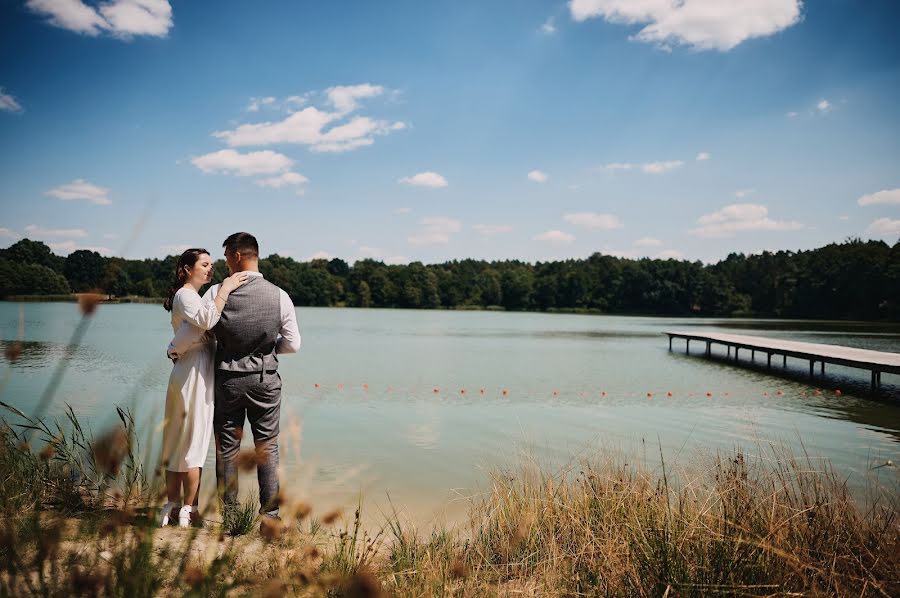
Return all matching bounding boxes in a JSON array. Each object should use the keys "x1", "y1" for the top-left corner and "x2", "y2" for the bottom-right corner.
[{"x1": 162, "y1": 288, "x2": 220, "y2": 472}]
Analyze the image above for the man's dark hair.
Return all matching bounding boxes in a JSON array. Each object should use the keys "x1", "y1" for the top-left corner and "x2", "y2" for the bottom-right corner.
[{"x1": 223, "y1": 232, "x2": 259, "y2": 258}]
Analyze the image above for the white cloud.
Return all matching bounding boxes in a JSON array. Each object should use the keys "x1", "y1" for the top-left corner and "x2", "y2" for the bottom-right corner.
[
  {"x1": 838, "y1": 215, "x2": 849, "y2": 221},
  {"x1": 0, "y1": 228, "x2": 20, "y2": 240},
  {"x1": 527, "y1": 169, "x2": 549, "y2": 183},
  {"x1": 49, "y1": 241, "x2": 112, "y2": 255},
  {"x1": 695, "y1": 151, "x2": 710, "y2": 161},
  {"x1": 857, "y1": 188, "x2": 900, "y2": 207},
  {"x1": 0, "y1": 88, "x2": 23, "y2": 113},
  {"x1": 817, "y1": 99, "x2": 831, "y2": 112},
  {"x1": 641, "y1": 160, "x2": 684, "y2": 174},
  {"x1": 24, "y1": 225, "x2": 88, "y2": 239},
  {"x1": 408, "y1": 217, "x2": 461, "y2": 245},
  {"x1": 399, "y1": 171, "x2": 448, "y2": 188},
  {"x1": 735, "y1": 188, "x2": 755, "y2": 198},
  {"x1": 786, "y1": 111, "x2": 799, "y2": 118},
  {"x1": 633, "y1": 236, "x2": 663, "y2": 247},
  {"x1": 541, "y1": 17, "x2": 557, "y2": 34},
  {"x1": 26, "y1": 0, "x2": 173, "y2": 38},
  {"x1": 191, "y1": 149, "x2": 293, "y2": 176},
  {"x1": 306, "y1": 251, "x2": 333, "y2": 261},
  {"x1": 385, "y1": 255, "x2": 409, "y2": 265},
  {"x1": 394, "y1": 207, "x2": 412, "y2": 215},
  {"x1": 533, "y1": 230, "x2": 575, "y2": 243},
  {"x1": 326, "y1": 84, "x2": 384, "y2": 113},
  {"x1": 159, "y1": 244, "x2": 191, "y2": 256},
  {"x1": 473, "y1": 224, "x2": 513, "y2": 235},
  {"x1": 214, "y1": 98, "x2": 405, "y2": 153},
  {"x1": 656, "y1": 249, "x2": 684, "y2": 259},
  {"x1": 45, "y1": 179, "x2": 111, "y2": 205},
  {"x1": 602, "y1": 159, "x2": 684, "y2": 174},
  {"x1": 255, "y1": 171, "x2": 309, "y2": 189},
  {"x1": 563, "y1": 212, "x2": 623, "y2": 230},
  {"x1": 865, "y1": 218, "x2": 900, "y2": 238},
  {"x1": 689, "y1": 203, "x2": 803, "y2": 238},
  {"x1": 103, "y1": 233, "x2": 119, "y2": 240},
  {"x1": 246, "y1": 96, "x2": 276, "y2": 112},
  {"x1": 568, "y1": 0, "x2": 803, "y2": 51}
]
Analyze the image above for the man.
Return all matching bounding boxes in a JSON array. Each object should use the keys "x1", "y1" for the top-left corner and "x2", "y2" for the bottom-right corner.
[{"x1": 201, "y1": 232, "x2": 300, "y2": 520}]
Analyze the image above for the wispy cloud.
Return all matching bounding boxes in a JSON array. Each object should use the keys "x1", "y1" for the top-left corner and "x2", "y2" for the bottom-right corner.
[
  {"x1": 408, "y1": 216, "x2": 461, "y2": 245},
  {"x1": 563, "y1": 212, "x2": 623, "y2": 230},
  {"x1": 533, "y1": 229, "x2": 575, "y2": 243},
  {"x1": 214, "y1": 84, "x2": 405, "y2": 153},
  {"x1": 0, "y1": 88, "x2": 23, "y2": 113},
  {"x1": 817, "y1": 99, "x2": 831, "y2": 112},
  {"x1": 255, "y1": 171, "x2": 309, "y2": 189},
  {"x1": 695, "y1": 151, "x2": 710, "y2": 161},
  {"x1": 540, "y1": 17, "x2": 556, "y2": 34},
  {"x1": 857, "y1": 188, "x2": 900, "y2": 207},
  {"x1": 394, "y1": 207, "x2": 412, "y2": 215},
  {"x1": 24, "y1": 224, "x2": 88, "y2": 239},
  {"x1": 26, "y1": 0, "x2": 173, "y2": 38},
  {"x1": 569, "y1": 0, "x2": 803, "y2": 52},
  {"x1": 160, "y1": 244, "x2": 191, "y2": 256},
  {"x1": 689, "y1": 203, "x2": 802, "y2": 238},
  {"x1": 246, "y1": 96, "x2": 276, "y2": 112},
  {"x1": 633, "y1": 237, "x2": 662, "y2": 247},
  {"x1": 865, "y1": 218, "x2": 900, "y2": 238},
  {"x1": 45, "y1": 179, "x2": 111, "y2": 205},
  {"x1": 527, "y1": 169, "x2": 549, "y2": 183},
  {"x1": 399, "y1": 171, "x2": 448, "y2": 188},
  {"x1": 473, "y1": 224, "x2": 513, "y2": 235},
  {"x1": 0, "y1": 228, "x2": 19, "y2": 240},
  {"x1": 191, "y1": 149, "x2": 293, "y2": 176},
  {"x1": 602, "y1": 160, "x2": 684, "y2": 174}
]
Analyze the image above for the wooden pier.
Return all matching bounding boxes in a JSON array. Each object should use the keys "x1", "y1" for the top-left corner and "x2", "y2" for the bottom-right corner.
[{"x1": 665, "y1": 331, "x2": 899, "y2": 392}]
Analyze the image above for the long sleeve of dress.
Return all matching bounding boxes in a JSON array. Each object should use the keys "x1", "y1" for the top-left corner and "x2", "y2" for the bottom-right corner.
[
  {"x1": 166, "y1": 289, "x2": 219, "y2": 359},
  {"x1": 177, "y1": 289, "x2": 221, "y2": 331}
]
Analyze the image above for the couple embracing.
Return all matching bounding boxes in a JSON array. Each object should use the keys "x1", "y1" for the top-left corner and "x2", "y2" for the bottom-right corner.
[{"x1": 160, "y1": 232, "x2": 301, "y2": 528}]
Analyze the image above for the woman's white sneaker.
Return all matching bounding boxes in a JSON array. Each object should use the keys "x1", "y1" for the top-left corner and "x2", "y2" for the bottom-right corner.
[
  {"x1": 158, "y1": 502, "x2": 180, "y2": 527},
  {"x1": 178, "y1": 505, "x2": 194, "y2": 528}
]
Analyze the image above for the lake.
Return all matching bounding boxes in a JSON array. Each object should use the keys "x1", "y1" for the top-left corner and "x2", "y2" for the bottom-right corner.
[{"x1": 1, "y1": 302, "x2": 899, "y2": 525}]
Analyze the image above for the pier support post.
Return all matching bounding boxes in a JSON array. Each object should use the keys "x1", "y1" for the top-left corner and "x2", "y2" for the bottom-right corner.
[
  {"x1": 668, "y1": 336, "x2": 672, "y2": 351},
  {"x1": 809, "y1": 360, "x2": 815, "y2": 379},
  {"x1": 706, "y1": 341, "x2": 711, "y2": 357},
  {"x1": 767, "y1": 353, "x2": 772, "y2": 369},
  {"x1": 872, "y1": 371, "x2": 877, "y2": 392},
  {"x1": 686, "y1": 339, "x2": 690, "y2": 354},
  {"x1": 821, "y1": 361, "x2": 825, "y2": 375},
  {"x1": 727, "y1": 346, "x2": 731, "y2": 358},
  {"x1": 783, "y1": 355, "x2": 787, "y2": 367},
  {"x1": 751, "y1": 349, "x2": 755, "y2": 361},
  {"x1": 735, "y1": 347, "x2": 739, "y2": 362}
]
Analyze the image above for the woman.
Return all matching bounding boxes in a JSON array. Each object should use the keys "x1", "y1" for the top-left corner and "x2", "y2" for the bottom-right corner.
[{"x1": 159, "y1": 248, "x2": 247, "y2": 527}]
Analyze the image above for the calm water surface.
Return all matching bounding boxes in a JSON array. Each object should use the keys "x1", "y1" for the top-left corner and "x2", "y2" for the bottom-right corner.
[{"x1": 1, "y1": 303, "x2": 898, "y2": 524}]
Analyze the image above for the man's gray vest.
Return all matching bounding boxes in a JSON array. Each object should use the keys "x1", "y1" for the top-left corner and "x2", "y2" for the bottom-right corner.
[{"x1": 214, "y1": 275, "x2": 282, "y2": 373}]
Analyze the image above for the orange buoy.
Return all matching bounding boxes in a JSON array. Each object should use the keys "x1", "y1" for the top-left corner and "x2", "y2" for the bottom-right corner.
[
  {"x1": 647, "y1": 392, "x2": 653, "y2": 397},
  {"x1": 601, "y1": 391, "x2": 607, "y2": 396},
  {"x1": 502, "y1": 389, "x2": 508, "y2": 396},
  {"x1": 835, "y1": 389, "x2": 842, "y2": 395},
  {"x1": 764, "y1": 392, "x2": 768, "y2": 396},
  {"x1": 480, "y1": 388, "x2": 485, "y2": 395},
  {"x1": 337, "y1": 384, "x2": 344, "y2": 390},
  {"x1": 666, "y1": 391, "x2": 672, "y2": 397},
  {"x1": 314, "y1": 383, "x2": 320, "y2": 388},
  {"x1": 460, "y1": 389, "x2": 466, "y2": 395},
  {"x1": 362, "y1": 383, "x2": 369, "y2": 390},
  {"x1": 777, "y1": 389, "x2": 783, "y2": 395},
  {"x1": 553, "y1": 390, "x2": 559, "y2": 396},
  {"x1": 706, "y1": 392, "x2": 712, "y2": 397},
  {"x1": 433, "y1": 388, "x2": 439, "y2": 394}
]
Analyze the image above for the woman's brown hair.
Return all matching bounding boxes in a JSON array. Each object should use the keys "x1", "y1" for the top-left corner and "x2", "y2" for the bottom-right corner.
[{"x1": 163, "y1": 248, "x2": 209, "y2": 312}]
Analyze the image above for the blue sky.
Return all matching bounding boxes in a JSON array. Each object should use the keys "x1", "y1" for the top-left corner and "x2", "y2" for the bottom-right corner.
[{"x1": 1, "y1": 0, "x2": 899, "y2": 264}]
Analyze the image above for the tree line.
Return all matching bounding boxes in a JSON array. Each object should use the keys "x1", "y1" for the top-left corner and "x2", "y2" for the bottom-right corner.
[{"x1": 1, "y1": 237, "x2": 898, "y2": 320}]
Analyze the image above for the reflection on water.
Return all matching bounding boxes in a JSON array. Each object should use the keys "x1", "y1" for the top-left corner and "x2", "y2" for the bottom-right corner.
[{"x1": 0, "y1": 303, "x2": 898, "y2": 524}]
